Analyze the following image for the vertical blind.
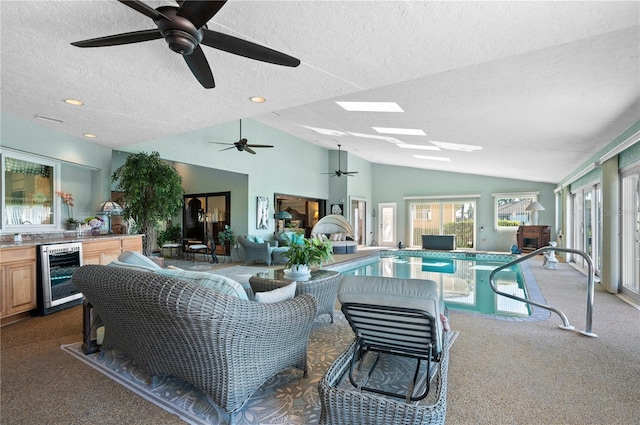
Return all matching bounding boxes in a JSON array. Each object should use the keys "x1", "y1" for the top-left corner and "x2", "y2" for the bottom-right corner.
[{"x1": 404, "y1": 195, "x2": 480, "y2": 249}]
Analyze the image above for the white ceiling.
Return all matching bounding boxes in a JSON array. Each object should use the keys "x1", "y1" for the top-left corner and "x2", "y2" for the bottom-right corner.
[{"x1": 1, "y1": 1, "x2": 638, "y2": 184}]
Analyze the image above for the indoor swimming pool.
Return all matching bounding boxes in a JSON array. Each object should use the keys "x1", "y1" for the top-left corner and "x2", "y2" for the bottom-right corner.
[{"x1": 333, "y1": 251, "x2": 533, "y2": 317}]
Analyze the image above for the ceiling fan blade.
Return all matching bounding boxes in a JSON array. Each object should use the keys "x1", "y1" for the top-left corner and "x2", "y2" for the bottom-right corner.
[
  {"x1": 183, "y1": 46, "x2": 215, "y2": 88},
  {"x1": 71, "y1": 29, "x2": 162, "y2": 48},
  {"x1": 343, "y1": 171, "x2": 359, "y2": 175},
  {"x1": 218, "y1": 146, "x2": 236, "y2": 152},
  {"x1": 209, "y1": 142, "x2": 234, "y2": 145},
  {"x1": 117, "y1": 0, "x2": 173, "y2": 21},
  {"x1": 244, "y1": 146, "x2": 257, "y2": 155},
  {"x1": 177, "y1": 0, "x2": 227, "y2": 29},
  {"x1": 246, "y1": 144, "x2": 274, "y2": 148},
  {"x1": 202, "y1": 30, "x2": 300, "y2": 67}
]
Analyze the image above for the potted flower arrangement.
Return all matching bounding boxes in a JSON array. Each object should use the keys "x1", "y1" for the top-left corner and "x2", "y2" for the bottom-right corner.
[
  {"x1": 57, "y1": 191, "x2": 78, "y2": 230},
  {"x1": 84, "y1": 216, "x2": 104, "y2": 236},
  {"x1": 282, "y1": 235, "x2": 333, "y2": 276}
]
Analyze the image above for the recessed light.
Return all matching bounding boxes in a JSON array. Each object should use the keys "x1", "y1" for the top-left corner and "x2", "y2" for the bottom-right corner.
[
  {"x1": 64, "y1": 99, "x2": 84, "y2": 106},
  {"x1": 397, "y1": 144, "x2": 440, "y2": 151},
  {"x1": 83, "y1": 133, "x2": 97, "y2": 138},
  {"x1": 249, "y1": 96, "x2": 266, "y2": 103},
  {"x1": 373, "y1": 127, "x2": 426, "y2": 136},
  {"x1": 336, "y1": 101, "x2": 404, "y2": 112},
  {"x1": 413, "y1": 155, "x2": 451, "y2": 162}
]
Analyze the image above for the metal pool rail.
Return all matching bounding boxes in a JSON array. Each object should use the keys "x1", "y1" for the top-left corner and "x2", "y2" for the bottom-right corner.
[{"x1": 489, "y1": 247, "x2": 597, "y2": 338}]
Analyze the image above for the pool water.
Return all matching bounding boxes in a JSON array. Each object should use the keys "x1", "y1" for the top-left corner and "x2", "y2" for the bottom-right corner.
[{"x1": 340, "y1": 254, "x2": 532, "y2": 317}]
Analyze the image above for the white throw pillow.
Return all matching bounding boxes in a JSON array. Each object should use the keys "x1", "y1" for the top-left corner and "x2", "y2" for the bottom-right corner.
[
  {"x1": 330, "y1": 233, "x2": 341, "y2": 241},
  {"x1": 254, "y1": 281, "x2": 297, "y2": 304}
]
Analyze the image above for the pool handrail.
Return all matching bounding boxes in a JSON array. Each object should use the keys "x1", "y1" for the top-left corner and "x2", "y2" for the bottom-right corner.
[{"x1": 489, "y1": 246, "x2": 597, "y2": 338}]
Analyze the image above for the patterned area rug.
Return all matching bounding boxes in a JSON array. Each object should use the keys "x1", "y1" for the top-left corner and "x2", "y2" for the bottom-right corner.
[{"x1": 61, "y1": 312, "x2": 457, "y2": 425}]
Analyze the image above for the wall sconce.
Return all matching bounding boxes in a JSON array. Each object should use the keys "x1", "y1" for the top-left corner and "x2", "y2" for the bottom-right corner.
[{"x1": 525, "y1": 201, "x2": 545, "y2": 225}]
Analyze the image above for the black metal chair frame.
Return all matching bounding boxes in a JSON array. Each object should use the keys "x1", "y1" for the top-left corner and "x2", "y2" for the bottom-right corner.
[
  {"x1": 341, "y1": 302, "x2": 441, "y2": 403},
  {"x1": 185, "y1": 237, "x2": 218, "y2": 263}
]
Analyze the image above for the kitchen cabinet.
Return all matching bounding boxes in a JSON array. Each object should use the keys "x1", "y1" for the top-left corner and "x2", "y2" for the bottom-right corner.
[{"x1": 1, "y1": 246, "x2": 37, "y2": 324}]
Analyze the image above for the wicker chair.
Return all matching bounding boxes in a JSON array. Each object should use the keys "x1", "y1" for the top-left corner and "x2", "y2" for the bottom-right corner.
[
  {"x1": 237, "y1": 235, "x2": 277, "y2": 266},
  {"x1": 318, "y1": 334, "x2": 450, "y2": 425},
  {"x1": 72, "y1": 265, "x2": 318, "y2": 424}
]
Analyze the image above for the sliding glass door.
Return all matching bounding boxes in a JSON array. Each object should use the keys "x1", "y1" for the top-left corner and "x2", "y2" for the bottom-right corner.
[
  {"x1": 571, "y1": 183, "x2": 602, "y2": 275},
  {"x1": 620, "y1": 166, "x2": 640, "y2": 302},
  {"x1": 405, "y1": 196, "x2": 476, "y2": 249}
]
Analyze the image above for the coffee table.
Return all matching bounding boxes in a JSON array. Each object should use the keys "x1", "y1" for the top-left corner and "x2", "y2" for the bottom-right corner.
[{"x1": 249, "y1": 269, "x2": 342, "y2": 322}]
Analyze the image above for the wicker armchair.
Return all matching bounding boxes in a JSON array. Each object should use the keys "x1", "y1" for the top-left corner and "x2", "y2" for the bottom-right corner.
[
  {"x1": 72, "y1": 265, "x2": 318, "y2": 424},
  {"x1": 318, "y1": 334, "x2": 450, "y2": 425},
  {"x1": 237, "y1": 235, "x2": 277, "y2": 265}
]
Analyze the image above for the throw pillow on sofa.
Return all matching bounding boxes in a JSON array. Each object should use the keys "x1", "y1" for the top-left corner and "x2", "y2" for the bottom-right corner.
[
  {"x1": 154, "y1": 269, "x2": 249, "y2": 300},
  {"x1": 118, "y1": 251, "x2": 162, "y2": 270},
  {"x1": 254, "y1": 281, "x2": 297, "y2": 304}
]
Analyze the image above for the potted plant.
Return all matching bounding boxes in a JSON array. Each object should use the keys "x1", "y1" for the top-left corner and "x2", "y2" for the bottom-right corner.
[
  {"x1": 282, "y1": 235, "x2": 333, "y2": 276},
  {"x1": 217, "y1": 225, "x2": 236, "y2": 258},
  {"x1": 112, "y1": 152, "x2": 184, "y2": 256},
  {"x1": 158, "y1": 223, "x2": 182, "y2": 248}
]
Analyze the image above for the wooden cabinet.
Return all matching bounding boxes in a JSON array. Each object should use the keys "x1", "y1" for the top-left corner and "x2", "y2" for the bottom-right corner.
[
  {"x1": 1, "y1": 246, "x2": 37, "y2": 323},
  {"x1": 516, "y1": 225, "x2": 551, "y2": 252},
  {"x1": 82, "y1": 236, "x2": 143, "y2": 265}
]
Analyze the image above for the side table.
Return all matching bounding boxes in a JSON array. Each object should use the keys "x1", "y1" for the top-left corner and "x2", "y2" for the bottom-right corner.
[{"x1": 250, "y1": 269, "x2": 342, "y2": 322}]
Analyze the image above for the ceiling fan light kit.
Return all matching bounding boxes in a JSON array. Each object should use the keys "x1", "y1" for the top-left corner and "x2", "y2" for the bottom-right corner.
[{"x1": 70, "y1": 0, "x2": 301, "y2": 88}]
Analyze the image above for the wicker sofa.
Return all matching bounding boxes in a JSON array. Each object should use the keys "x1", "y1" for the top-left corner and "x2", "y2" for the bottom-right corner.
[{"x1": 72, "y1": 265, "x2": 318, "y2": 424}]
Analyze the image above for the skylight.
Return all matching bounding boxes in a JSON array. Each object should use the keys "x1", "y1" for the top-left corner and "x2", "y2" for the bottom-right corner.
[
  {"x1": 347, "y1": 132, "x2": 403, "y2": 144},
  {"x1": 397, "y1": 144, "x2": 440, "y2": 151},
  {"x1": 372, "y1": 127, "x2": 426, "y2": 136},
  {"x1": 413, "y1": 155, "x2": 451, "y2": 162},
  {"x1": 304, "y1": 126, "x2": 348, "y2": 136},
  {"x1": 336, "y1": 102, "x2": 404, "y2": 112},
  {"x1": 431, "y1": 141, "x2": 483, "y2": 152}
]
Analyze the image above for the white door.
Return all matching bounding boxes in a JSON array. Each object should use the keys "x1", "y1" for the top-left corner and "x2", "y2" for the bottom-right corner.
[
  {"x1": 621, "y1": 167, "x2": 640, "y2": 303},
  {"x1": 378, "y1": 203, "x2": 397, "y2": 247}
]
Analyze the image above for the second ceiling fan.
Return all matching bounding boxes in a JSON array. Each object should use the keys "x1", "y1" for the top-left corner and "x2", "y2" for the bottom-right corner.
[
  {"x1": 210, "y1": 120, "x2": 274, "y2": 154},
  {"x1": 324, "y1": 144, "x2": 358, "y2": 177}
]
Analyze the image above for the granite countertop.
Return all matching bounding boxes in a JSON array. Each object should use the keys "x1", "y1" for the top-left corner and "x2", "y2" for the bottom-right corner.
[{"x1": 0, "y1": 233, "x2": 142, "y2": 249}]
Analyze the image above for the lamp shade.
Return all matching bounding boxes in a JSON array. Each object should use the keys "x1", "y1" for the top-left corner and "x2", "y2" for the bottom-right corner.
[
  {"x1": 525, "y1": 201, "x2": 545, "y2": 225},
  {"x1": 525, "y1": 201, "x2": 545, "y2": 212},
  {"x1": 97, "y1": 201, "x2": 123, "y2": 216},
  {"x1": 275, "y1": 211, "x2": 293, "y2": 220}
]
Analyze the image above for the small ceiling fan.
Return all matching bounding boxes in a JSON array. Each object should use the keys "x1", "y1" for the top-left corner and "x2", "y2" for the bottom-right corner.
[
  {"x1": 70, "y1": 0, "x2": 300, "y2": 88},
  {"x1": 210, "y1": 120, "x2": 274, "y2": 154},
  {"x1": 323, "y1": 144, "x2": 358, "y2": 177}
]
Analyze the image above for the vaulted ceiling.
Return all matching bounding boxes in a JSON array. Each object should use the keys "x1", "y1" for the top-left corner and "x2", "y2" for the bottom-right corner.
[{"x1": 1, "y1": 1, "x2": 638, "y2": 184}]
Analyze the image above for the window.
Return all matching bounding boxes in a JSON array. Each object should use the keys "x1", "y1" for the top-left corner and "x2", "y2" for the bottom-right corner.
[
  {"x1": 2, "y1": 150, "x2": 60, "y2": 230},
  {"x1": 493, "y1": 192, "x2": 539, "y2": 229},
  {"x1": 405, "y1": 195, "x2": 479, "y2": 249}
]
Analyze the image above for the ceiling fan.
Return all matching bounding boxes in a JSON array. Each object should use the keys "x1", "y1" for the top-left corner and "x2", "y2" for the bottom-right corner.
[
  {"x1": 324, "y1": 144, "x2": 358, "y2": 177},
  {"x1": 70, "y1": 0, "x2": 301, "y2": 88},
  {"x1": 210, "y1": 120, "x2": 274, "y2": 154}
]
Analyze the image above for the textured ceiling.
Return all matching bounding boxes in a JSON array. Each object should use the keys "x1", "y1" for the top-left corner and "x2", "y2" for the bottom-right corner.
[{"x1": 1, "y1": 1, "x2": 639, "y2": 184}]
